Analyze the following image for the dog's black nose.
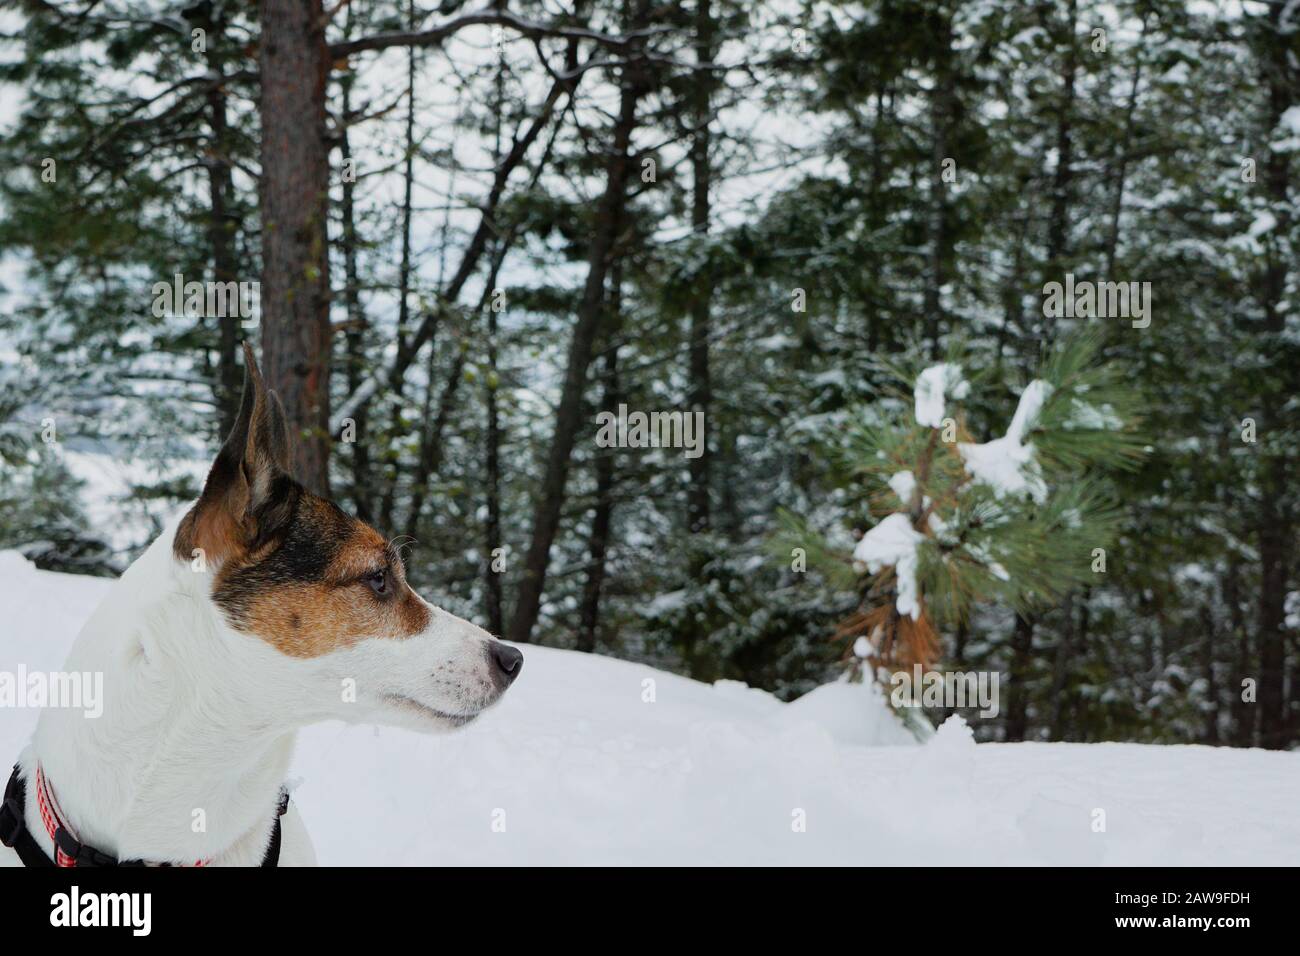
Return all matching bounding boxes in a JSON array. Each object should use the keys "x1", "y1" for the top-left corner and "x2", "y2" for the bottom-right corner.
[{"x1": 488, "y1": 642, "x2": 523, "y2": 684}]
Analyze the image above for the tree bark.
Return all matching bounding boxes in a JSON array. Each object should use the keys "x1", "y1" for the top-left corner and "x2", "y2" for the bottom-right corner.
[
  {"x1": 577, "y1": 266, "x2": 624, "y2": 653},
  {"x1": 686, "y1": 0, "x2": 715, "y2": 535},
  {"x1": 1046, "y1": 592, "x2": 1075, "y2": 741},
  {"x1": 1257, "y1": 480, "x2": 1289, "y2": 748},
  {"x1": 1254, "y1": 1, "x2": 1296, "y2": 749},
  {"x1": 483, "y1": 309, "x2": 505, "y2": 636},
  {"x1": 1041, "y1": 0, "x2": 1076, "y2": 350},
  {"x1": 337, "y1": 10, "x2": 372, "y2": 520},
  {"x1": 1104, "y1": 17, "x2": 1145, "y2": 278},
  {"x1": 378, "y1": 22, "x2": 423, "y2": 533},
  {"x1": 1225, "y1": 557, "x2": 1254, "y2": 746},
  {"x1": 1046, "y1": 0, "x2": 1076, "y2": 266},
  {"x1": 923, "y1": 8, "x2": 954, "y2": 359},
  {"x1": 1005, "y1": 1, "x2": 1078, "y2": 738},
  {"x1": 1004, "y1": 613, "x2": 1035, "y2": 741},
  {"x1": 482, "y1": 49, "x2": 509, "y2": 638},
  {"x1": 202, "y1": 5, "x2": 241, "y2": 441},
  {"x1": 259, "y1": 0, "x2": 333, "y2": 494},
  {"x1": 397, "y1": 0, "x2": 417, "y2": 354},
  {"x1": 1200, "y1": 604, "x2": 1220, "y2": 744}
]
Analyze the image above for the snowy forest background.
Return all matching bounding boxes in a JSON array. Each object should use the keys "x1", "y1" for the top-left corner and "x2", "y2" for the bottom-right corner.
[{"x1": 0, "y1": 0, "x2": 1297, "y2": 750}]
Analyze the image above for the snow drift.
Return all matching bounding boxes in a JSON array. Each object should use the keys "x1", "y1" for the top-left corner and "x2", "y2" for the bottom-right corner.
[{"x1": 1, "y1": 551, "x2": 1297, "y2": 865}]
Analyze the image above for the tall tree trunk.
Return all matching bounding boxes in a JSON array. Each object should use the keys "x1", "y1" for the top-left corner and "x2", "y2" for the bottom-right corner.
[
  {"x1": 996, "y1": 196, "x2": 1031, "y2": 379},
  {"x1": 863, "y1": 88, "x2": 890, "y2": 355},
  {"x1": 482, "y1": 48, "x2": 509, "y2": 638},
  {"x1": 1004, "y1": 613, "x2": 1035, "y2": 741},
  {"x1": 1257, "y1": 480, "x2": 1289, "y2": 748},
  {"x1": 483, "y1": 307, "x2": 505, "y2": 637},
  {"x1": 717, "y1": 416, "x2": 740, "y2": 537},
  {"x1": 1225, "y1": 558, "x2": 1254, "y2": 746},
  {"x1": 1040, "y1": 31, "x2": 1139, "y2": 739},
  {"x1": 259, "y1": 0, "x2": 333, "y2": 494},
  {"x1": 202, "y1": 7, "x2": 240, "y2": 440},
  {"x1": 1046, "y1": 592, "x2": 1075, "y2": 740},
  {"x1": 923, "y1": 10, "x2": 953, "y2": 359},
  {"x1": 1041, "y1": 0, "x2": 1076, "y2": 349},
  {"x1": 1071, "y1": 590, "x2": 1090, "y2": 741},
  {"x1": 1200, "y1": 604, "x2": 1220, "y2": 744},
  {"x1": 506, "y1": 66, "x2": 645, "y2": 645},
  {"x1": 686, "y1": 0, "x2": 715, "y2": 535},
  {"x1": 1254, "y1": 1, "x2": 1296, "y2": 749},
  {"x1": 1004, "y1": 1, "x2": 1078, "y2": 736},
  {"x1": 377, "y1": 27, "x2": 423, "y2": 533},
  {"x1": 397, "y1": 0, "x2": 417, "y2": 354},
  {"x1": 577, "y1": 266, "x2": 624, "y2": 653},
  {"x1": 1104, "y1": 17, "x2": 1146, "y2": 278},
  {"x1": 338, "y1": 10, "x2": 372, "y2": 520}
]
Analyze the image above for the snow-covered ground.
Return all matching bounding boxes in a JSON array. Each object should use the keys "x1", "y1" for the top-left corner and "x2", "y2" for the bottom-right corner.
[{"x1": 2, "y1": 551, "x2": 1298, "y2": 865}]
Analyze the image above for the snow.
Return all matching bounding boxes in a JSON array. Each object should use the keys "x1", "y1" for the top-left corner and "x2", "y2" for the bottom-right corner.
[
  {"x1": 958, "y1": 379, "x2": 1052, "y2": 502},
  {"x1": 1273, "y1": 105, "x2": 1300, "y2": 152},
  {"x1": 1247, "y1": 210, "x2": 1277, "y2": 238},
  {"x1": 778, "y1": 679, "x2": 917, "y2": 748},
  {"x1": 643, "y1": 589, "x2": 687, "y2": 617},
  {"x1": 913, "y1": 362, "x2": 968, "y2": 428},
  {"x1": 1281, "y1": 105, "x2": 1300, "y2": 135},
  {"x1": 887, "y1": 469, "x2": 916, "y2": 504},
  {"x1": 852, "y1": 512, "x2": 925, "y2": 619},
  {"x1": 1065, "y1": 398, "x2": 1122, "y2": 431},
  {"x1": 959, "y1": 437, "x2": 1044, "y2": 501},
  {"x1": 966, "y1": 542, "x2": 1011, "y2": 582},
  {"x1": 1005, "y1": 379, "x2": 1053, "y2": 445},
  {"x1": 4, "y1": 552, "x2": 1300, "y2": 865}
]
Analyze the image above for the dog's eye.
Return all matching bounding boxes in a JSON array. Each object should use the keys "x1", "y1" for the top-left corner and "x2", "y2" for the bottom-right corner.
[{"x1": 365, "y1": 569, "x2": 389, "y2": 596}]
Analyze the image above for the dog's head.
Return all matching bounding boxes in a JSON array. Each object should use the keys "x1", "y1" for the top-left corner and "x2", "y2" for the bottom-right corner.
[{"x1": 173, "y1": 344, "x2": 521, "y2": 731}]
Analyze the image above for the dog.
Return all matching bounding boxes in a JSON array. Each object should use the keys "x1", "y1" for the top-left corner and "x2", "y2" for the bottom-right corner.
[{"x1": 1, "y1": 344, "x2": 522, "y2": 866}]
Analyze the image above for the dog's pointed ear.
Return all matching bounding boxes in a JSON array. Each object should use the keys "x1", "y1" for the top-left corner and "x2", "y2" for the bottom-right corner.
[
  {"x1": 174, "y1": 344, "x2": 299, "y2": 565},
  {"x1": 242, "y1": 383, "x2": 296, "y2": 550},
  {"x1": 261, "y1": 388, "x2": 292, "y2": 474},
  {"x1": 216, "y1": 344, "x2": 258, "y2": 481}
]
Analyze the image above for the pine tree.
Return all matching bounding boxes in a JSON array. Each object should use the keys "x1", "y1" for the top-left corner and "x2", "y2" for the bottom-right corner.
[{"x1": 784, "y1": 333, "x2": 1145, "y2": 699}]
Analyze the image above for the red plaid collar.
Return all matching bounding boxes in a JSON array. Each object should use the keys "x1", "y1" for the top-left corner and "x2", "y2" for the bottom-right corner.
[{"x1": 35, "y1": 765, "x2": 208, "y2": 867}]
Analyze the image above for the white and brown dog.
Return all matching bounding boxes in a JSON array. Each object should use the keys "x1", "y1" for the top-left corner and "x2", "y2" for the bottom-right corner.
[{"x1": 1, "y1": 345, "x2": 521, "y2": 866}]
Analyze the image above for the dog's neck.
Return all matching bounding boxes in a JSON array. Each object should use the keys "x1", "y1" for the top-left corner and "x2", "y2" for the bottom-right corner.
[{"x1": 25, "y1": 515, "x2": 332, "y2": 865}]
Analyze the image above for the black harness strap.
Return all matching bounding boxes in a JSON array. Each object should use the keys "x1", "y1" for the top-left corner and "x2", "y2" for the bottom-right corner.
[
  {"x1": 1, "y1": 765, "x2": 290, "y2": 868},
  {"x1": 0, "y1": 768, "x2": 54, "y2": 868},
  {"x1": 262, "y1": 788, "x2": 291, "y2": 867}
]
